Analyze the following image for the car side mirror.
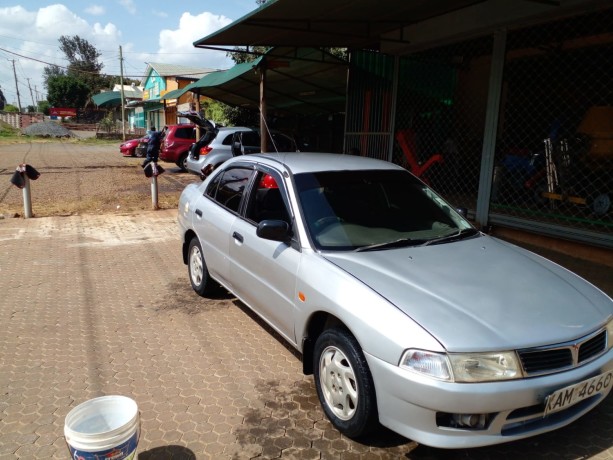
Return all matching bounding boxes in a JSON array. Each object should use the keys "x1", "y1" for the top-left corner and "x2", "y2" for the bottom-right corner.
[{"x1": 256, "y1": 220, "x2": 290, "y2": 242}]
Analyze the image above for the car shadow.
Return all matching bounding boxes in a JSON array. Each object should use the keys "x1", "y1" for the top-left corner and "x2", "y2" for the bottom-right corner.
[{"x1": 232, "y1": 299, "x2": 302, "y2": 362}]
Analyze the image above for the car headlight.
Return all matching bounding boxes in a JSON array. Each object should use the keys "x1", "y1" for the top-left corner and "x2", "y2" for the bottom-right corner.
[
  {"x1": 448, "y1": 352, "x2": 522, "y2": 382},
  {"x1": 400, "y1": 349, "x2": 523, "y2": 382},
  {"x1": 399, "y1": 350, "x2": 452, "y2": 381},
  {"x1": 607, "y1": 318, "x2": 613, "y2": 349}
]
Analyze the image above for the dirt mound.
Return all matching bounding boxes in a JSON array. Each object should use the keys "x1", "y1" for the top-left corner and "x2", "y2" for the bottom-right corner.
[{"x1": 21, "y1": 121, "x2": 75, "y2": 138}]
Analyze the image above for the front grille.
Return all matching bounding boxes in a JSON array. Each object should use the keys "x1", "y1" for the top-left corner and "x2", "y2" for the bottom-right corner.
[
  {"x1": 518, "y1": 329, "x2": 607, "y2": 376},
  {"x1": 519, "y1": 348, "x2": 572, "y2": 373},
  {"x1": 579, "y1": 331, "x2": 607, "y2": 362}
]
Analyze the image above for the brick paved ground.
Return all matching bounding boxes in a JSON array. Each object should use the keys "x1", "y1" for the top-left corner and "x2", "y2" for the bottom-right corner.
[{"x1": 0, "y1": 143, "x2": 612, "y2": 459}]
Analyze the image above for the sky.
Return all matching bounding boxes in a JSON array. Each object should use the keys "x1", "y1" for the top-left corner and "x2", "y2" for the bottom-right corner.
[{"x1": 0, "y1": 1, "x2": 261, "y2": 107}]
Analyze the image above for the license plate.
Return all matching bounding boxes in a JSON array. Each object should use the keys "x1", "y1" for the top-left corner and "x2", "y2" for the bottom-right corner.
[{"x1": 545, "y1": 370, "x2": 613, "y2": 416}]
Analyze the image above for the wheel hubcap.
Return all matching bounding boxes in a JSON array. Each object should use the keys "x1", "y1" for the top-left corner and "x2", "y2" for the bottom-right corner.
[
  {"x1": 319, "y1": 346, "x2": 358, "y2": 421},
  {"x1": 189, "y1": 246, "x2": 203, "y2": 286}
]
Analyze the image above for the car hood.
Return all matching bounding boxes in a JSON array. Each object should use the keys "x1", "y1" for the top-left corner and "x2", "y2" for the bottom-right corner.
[{"x1": 323, "y1": 235, "x2": 612, "y2": 352}]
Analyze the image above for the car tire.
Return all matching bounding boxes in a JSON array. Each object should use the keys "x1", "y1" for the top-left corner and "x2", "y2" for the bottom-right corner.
[
  {"x1": 188, "y1": 237, "x2": 215, "y2": 296},
  {"x1": 177, "y1": 153, "x2": 188, "y2": 171},
  {"x1": 313, "y1": 327, "x2": 378, "y2": 438}
]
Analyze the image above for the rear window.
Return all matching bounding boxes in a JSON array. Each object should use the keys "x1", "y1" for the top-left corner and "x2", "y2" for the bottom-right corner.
[
  {"x1": 174, "y1": 127, "x2": 196, "y2": 140},
  {"x1": 220, "y1": 133, "x2": 235, "y2": 145}
]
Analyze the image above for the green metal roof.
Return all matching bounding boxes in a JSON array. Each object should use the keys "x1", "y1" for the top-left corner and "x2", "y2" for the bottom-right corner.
[
  {"x1": 186, "y1": 48, "x2": 346, "y2": 115},
  {"x1": 160, "y1": 87, "x2": 190, "y2": 100},
  {"x1": 193, "y1": 0, "x2": 605, "y2": 56},
  {"x1": 91, "y1": 91, "x2": 123, "y2": 107}
]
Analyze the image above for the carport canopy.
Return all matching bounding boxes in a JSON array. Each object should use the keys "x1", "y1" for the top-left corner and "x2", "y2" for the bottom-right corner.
[
  {"x1": 91, "y1": 91, "x2": 123, "y2": 108},
  {"x1": 194, "y1": 0, "x2": 609, "y2": 56},
  {"x1": 180, "y1": 47, "x2": 348, "y2": 115}
]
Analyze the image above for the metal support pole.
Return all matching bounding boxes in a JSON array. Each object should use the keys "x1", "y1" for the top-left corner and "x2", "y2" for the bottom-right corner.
[
  {"x1": 119, "y1": 46, "x2": 126, "y2": 141},
  {"x1": 259, "y1": 61, "x2": 268, "y2": 153},
  {"x1": 475, "y1": 29, "x2": 507, "y2": 227},
  {"x1": 22, "y1": 175, "x2": 32, "y2": 218},
  {"x1": 388, "y1": 55, "x2": 400, "y2": 163},
  {"x1": 151, "y1": 175, "x2": 159, "y2": 210}
]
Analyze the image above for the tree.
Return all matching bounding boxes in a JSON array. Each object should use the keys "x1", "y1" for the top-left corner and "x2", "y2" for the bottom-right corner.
[
  {"x1": 47, "y1": 75, "x2": 89, "y2": 108},
  {"x1": 37, "y1": 100, "x2": 51, "y2": 115},
  {"x1": 43, "y1": 35, "x2": 106, "y2": 107},
  {"x1": 43, "y1": 65, "x2": 65, "y2": 89}
]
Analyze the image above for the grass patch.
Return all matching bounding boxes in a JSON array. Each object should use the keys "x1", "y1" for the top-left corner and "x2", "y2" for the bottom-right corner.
[{"x1": 0, "y1": 120, "x2": 19, "y2": 138}]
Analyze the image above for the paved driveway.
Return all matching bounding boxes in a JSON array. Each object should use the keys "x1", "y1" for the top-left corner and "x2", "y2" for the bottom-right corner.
[{"x1": 0, "y1": 145, "x2": 612, "y2": 459}]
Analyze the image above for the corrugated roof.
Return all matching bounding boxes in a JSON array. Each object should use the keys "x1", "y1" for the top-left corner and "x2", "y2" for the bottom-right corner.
[
  {"x1": 183, "y1": 47, "x2": 347, "y2": 115},
  {"x1": 145, "y1": 62, "x2": 217, "y2": 80},
  {"x1": 91, "y1": 91, "x2": 123, "y2": 107},
  {"x1": 193, "y1": 0, "x2": 609, "y2": 56}
]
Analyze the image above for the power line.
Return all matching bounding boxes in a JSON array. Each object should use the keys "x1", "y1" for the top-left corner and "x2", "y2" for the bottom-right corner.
[{"x1": 0, "y1": 46, "x2": 216, "y2": 79}]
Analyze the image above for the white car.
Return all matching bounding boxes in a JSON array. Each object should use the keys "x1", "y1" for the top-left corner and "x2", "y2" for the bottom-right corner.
[
  {"x1": 178, "y1": 152, "x2": 613, "y2": 448},
  {"x1": 185, "y1": 126, "x2": 252, "y2": 177}
]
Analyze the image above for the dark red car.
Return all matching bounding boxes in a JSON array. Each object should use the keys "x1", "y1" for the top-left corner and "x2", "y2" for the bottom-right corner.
[
  {"x1": 159, "y1": 124, "x2": 197, "y2": 170},
  {"x1": 120, "y1": 136, "x2": 149, "y2": 157}
]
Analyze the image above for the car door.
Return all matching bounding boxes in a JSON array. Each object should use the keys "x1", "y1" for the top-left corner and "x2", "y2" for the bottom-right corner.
[
  {"x1": 192, "y1": 165, "x2": 254, "y2": 290},
  {"x1": 228, "y1": 168, "x2": 301, "y2": 345},
  {"x1": 231, "y1": 131, "x2": 261, "y2": 155}
]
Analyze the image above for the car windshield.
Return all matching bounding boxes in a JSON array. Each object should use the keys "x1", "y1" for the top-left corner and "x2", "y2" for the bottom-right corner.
[{"x1": 295, "y1": 169, "x2": 475, "y2": 251}]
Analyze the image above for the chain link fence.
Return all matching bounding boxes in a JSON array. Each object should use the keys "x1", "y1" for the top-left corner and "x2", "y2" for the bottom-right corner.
[
  {"x1": 393, "y1": 36, "x2": 493, "y2": 212},
  {"x1": 491, "y1": 8, "x2": 613, "y2": 240},
  {"x1": 347, "y1": 6, "x2": 612, "y2": 247}
]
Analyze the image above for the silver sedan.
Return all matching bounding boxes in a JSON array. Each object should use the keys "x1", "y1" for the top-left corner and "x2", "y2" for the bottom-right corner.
[{"x1": 178, "y1": 152, "x2": 613, "y2": 448}]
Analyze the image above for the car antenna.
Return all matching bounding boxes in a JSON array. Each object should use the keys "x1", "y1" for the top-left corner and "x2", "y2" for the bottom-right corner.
[{"x1": 260, "y1": 108, "x2": 280, "y2": 154}]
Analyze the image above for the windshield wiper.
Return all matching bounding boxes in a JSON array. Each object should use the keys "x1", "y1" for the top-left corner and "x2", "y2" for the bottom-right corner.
[
  {"x1": 355, "y1": 237, "x2": 427, "y2": 252},
  {"x1": 420, "y1": 228, "x2": 479, "y2": 247}
]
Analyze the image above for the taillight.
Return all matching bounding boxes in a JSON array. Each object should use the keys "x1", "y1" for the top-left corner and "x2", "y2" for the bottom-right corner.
[{"x1": 199, "y1": 146, "x2": 213, "y2": 155}]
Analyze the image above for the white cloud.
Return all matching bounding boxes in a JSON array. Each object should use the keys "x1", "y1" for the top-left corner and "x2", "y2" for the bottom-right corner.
[
  {"x1": 156, "y1": 12, "x2": 234, "y2": 70},
  {"x1": 0, "y1": 5, "x2": 237, "y2": 105},
  {"x1": 153, "y1": 10, "x2": 168, "y2": 18},
  {"x1": 117, "y1": 0, "x2": 136, "y2": 15},
  {"x1": 85, "y1": 5, "x2": 106, "y2": 16},
  {"x1": 0, "y1": 5, "x2": 124, "y2": 103},
  {"x1": 34, "y1": 5, "x2": 91, "y2": 38}
]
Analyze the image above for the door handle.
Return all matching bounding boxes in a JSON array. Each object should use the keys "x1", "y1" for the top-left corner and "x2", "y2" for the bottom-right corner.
[
  {"x1": 232, "y1": 231, "x2": 244, "y2": 243},
  {"x1": 195, "y1": 209, "x2": 202, "y2": 217}
]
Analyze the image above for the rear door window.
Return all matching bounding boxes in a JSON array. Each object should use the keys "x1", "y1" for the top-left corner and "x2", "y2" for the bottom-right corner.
[
  {"x1": 206, "y1": 167, "x2": 254, "y2": 213},
  {"x1": 175, "y1": 127, "x2": 196, "y2": 140},
  {"x1": 241, "y1": 131, "x2": 260, "y2": 148}
]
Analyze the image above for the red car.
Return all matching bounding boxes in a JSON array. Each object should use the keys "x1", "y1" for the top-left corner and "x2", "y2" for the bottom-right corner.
[
  {"x1": 159, "y1": 124, "x2": 198, "y2": 170},
  {"x1": 120, "y1": 136, "x2": 148, "y2": 157}
]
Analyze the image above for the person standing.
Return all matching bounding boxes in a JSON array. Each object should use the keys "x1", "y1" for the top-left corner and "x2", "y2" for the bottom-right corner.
[{"x1": 143, "y1": 126, "x2": 162, "y2": 167}]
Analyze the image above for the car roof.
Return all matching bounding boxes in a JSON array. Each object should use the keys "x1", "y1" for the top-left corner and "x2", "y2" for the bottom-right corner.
[
  {"x1": 229, "y1": 152, "x2": 405, "y2": 175},
  {"x1": 218, "y1": 126, "x2": 253, "y2": 132}
]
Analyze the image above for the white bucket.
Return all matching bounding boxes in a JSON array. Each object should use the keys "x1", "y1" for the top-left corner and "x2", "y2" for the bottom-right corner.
[{"x1": 64, "y1": 395, "x2": 140, "y2": 460}]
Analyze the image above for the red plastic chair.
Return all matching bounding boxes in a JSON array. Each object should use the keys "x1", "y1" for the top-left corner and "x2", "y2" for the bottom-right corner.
[{"x1": 395, "y1": 129, "x2": 444, "y2": 184}]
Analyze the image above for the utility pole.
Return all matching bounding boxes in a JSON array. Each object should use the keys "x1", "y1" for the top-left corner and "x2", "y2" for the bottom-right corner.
[
  {"x1": 11, "y1": 60, "x2": 22, "y2": 112},
  {"x1": 119, "y1": 45, "x2": 126, "y2": 141},
  {"x1": 26, "y1": 78, "x2": 35, "y2": 110}
]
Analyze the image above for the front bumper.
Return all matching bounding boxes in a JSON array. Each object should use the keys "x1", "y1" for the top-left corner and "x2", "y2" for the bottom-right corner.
[{"x1": 365, "y1": 347, "x2": 613, "y2": 448}]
